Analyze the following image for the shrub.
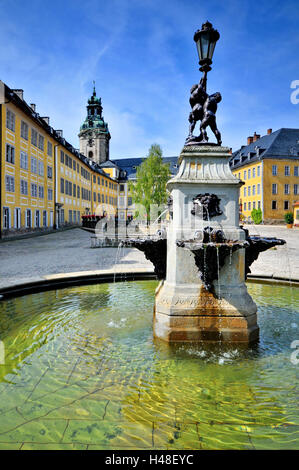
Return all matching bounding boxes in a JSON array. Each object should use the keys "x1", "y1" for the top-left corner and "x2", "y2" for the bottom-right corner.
[
  {"x1": 251, "y1": 208, "x2": 262, "y2": 224},
  {"x1": 284, "y1": 212, "x2": 294, "y2": 224}
]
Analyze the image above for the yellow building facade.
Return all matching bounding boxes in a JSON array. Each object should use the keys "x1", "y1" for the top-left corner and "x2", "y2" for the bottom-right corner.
[
  {"x1": 0, "y1": 81, "x2": 118, "y2": 238},
  {"x1": 231, "y1": 129, "x2": 299, "y2": 222}
]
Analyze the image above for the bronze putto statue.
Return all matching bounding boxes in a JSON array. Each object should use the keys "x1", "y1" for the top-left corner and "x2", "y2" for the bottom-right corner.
[{"x1": 185, "y1": 21, "x2": 222, "y2": 146}]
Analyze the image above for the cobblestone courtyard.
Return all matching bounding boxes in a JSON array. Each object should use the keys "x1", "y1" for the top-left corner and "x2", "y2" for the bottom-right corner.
[{"x1": 0, "y1": 225, "x2": 298, "y2": 289}]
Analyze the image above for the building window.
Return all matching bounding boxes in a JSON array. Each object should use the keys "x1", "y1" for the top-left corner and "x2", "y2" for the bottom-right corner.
[
  {"x1": 102, "y1": 194, "x2": 104, "y2": 203},
  {"x1": 60, "y1": 209, "x2": 65, "y2": 224},
  {"x1": 43, "y1": 210, "x2": 47, "y2": 227},
  {"x1": 60, "y1": 178, "x2": 65, "y2": 194},
  {"x1": 35, "y1": 210, "x2": 40, "y2": 228},
  {"x1": 69, "y1": 210, "x2": 72, "y2": 223},
  {"x1": 38, "y1": 160, "x2": 44, "y2": 176},
  {"x1": 20, "y1": 151, "x2": 28, "y2": 169},
  {"x1": 294, "y1": 184, "x2": 298, "y2": 195},
  {"x1": 93, "y1": 175, "x2": 96, "y2": 183},
  {"x1": 253, "y1": 201, "x2": 256, "y2": 209},
  {"x1": 77, "y1": 186, "x2": 80, "y2": 199},
  {"x1": 6, "y1": 109, "x2": 15, "y2": 131},
  {"x1": 5, "y1": 144, "x2": 15, "y2": 164},
  {"x1": 20, "y1": 180, "x2": 28, "y2": 195},
  {"x1": 128, "y1": 197, "x2": 133, "y2": 206},
  {"x1": 38, "y1": 186, "x2": 44, "y2": 198},
  {"x1": 248, "y1": 202, "x2": 251, "y2": 211},
  {"x1": 272, "y1": 183, "x2": 278, "y2": 195},
  {"x1": 73, "y1": 184, "x2": 76, "y2": 197},
  {"x1": 258, "y1": 201, "x2": 261, "y2": 209},
  {"x1": 248, "y1": 186, "x2": 251, "y2": 196},
  {"x1": 60, "y1": 150, "x2": 64, "y2": 163},
  {"x1": 272, "y1": 200, "x2": 277, "y2": 210},
  {"x1": 252, "y1": 185, "x2": 256, "y2": 196},
  {"x1": 284, "y1": 184, "x2": 290, "y2": 195},
  {"x1": 26, "y1": 209, "x2": 31, "y2": 228},
  {"x1": 47, "y1": 142, "x2": 53, "y2": 157},
  {"x1": 272, "y1": 165, "x2": 277, "y2": 176},
  {"x1": 93, "y1": 192, "x2": 96, "y2": 202},
  {"x1": 38, "y1": 134, "x2": 44, "y2": 151},
  {"x1": 21, "y1": 121, "x2": 29, "y2": 140},
  {"x1": 257, "y1": 183, "x2": 261, "y2": 195},
  {"x1": 73, "y1": 160, "x2": 76, "y2": 170},
  {"x1": 77, "y1": 163, "x2": 79, "y2": 173},
  {"x1": 119, "y1": 196, "x2": 124, "y2": 206},
  {"x1": 248, "y1": 169, "x2": 251, "y2": 179},
  {"x1": 98, "y1": 177, "x2": 100, "y2": 185},
  {"x1": 47, "y1": 166, "x2": 53, "y2": 179},
  {"x1": 284, "y1": 165, "x2": 290, "y2": 176},
  {"x1": 284, "y1": 201, "x2": 289, "y2": 210},
  {"x1": 3, "y1": 207, "x2": 10, "y2": 229},
  {"x1": 257, "y1": 166, "x2": 261, "y2": 177},
  {"x1": 31, "y1": 156, "x2": 37, "y2": 173},
  {"x1": 48, "y1": 188, "x2": 53, "y2": 201},
  {"x1": 243, "y1": 170, "x2": 247, "y2": 180},
  {"x1": 243, "y1": 187, "x2": 246, "y2": 197},
  {"x1": 252, "y1": 168, "x2": 256, "y2": 178},
  {"x1": 5, "y1": 175, "x2": 15, "y2": 192},
  {"x1": 31, "y1": 128, "x2": 38, "y2": 147},
  {"x1": 31, "y1": 183, "x2": 37, "y2": 197},
  {"x1": 295, "y1": 166, "x2": 299, "y2": 177},
  {"x1": 244, "y1": 202, "x2": 247, "y2": 211}
]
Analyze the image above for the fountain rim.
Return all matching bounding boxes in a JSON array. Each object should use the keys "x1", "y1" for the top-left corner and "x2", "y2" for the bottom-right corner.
[{"x1": 0, "y1": 269, "x2": 298, "y2": 301}]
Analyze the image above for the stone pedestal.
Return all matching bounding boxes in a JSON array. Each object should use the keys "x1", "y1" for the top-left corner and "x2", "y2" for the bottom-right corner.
[{"x1": 154, "y1": 145, "x2": 259, "y2": 343}]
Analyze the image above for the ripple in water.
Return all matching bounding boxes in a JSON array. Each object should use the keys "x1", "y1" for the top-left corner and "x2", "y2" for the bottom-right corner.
[{"x1": 0, "y1": 280, "x2": 298, "y2": 450}]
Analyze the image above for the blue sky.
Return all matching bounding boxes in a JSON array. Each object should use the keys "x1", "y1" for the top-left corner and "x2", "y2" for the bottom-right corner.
[{"x1": 0, "y1": 0, "x2": 299, "y2": 158}]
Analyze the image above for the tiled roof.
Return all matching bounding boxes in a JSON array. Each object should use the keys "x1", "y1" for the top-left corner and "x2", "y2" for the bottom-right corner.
[
  {"x1": 112, "y1": 156, "x2": 179, "y2": 179},
  {"x1": 230, "y1": 128, "x2": 299, "y2": 169}
]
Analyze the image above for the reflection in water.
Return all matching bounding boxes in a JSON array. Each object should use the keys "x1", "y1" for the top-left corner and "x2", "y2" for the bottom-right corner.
[{"x1": 0, "y1": 281, "x2": 298, "y2": 450}]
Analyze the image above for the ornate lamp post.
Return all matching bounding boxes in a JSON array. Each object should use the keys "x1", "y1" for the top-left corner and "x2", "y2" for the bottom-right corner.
[
  {"x1": 186, "y1": 21, "x2": 222, "y2": 146},
  {"x1": 194, "y1": 21, "x2": 220, "y2": 74}
]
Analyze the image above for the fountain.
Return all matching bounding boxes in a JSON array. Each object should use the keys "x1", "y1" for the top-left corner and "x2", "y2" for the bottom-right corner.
[{"x1": 125, "y1": 22, "x2": 285, "y2": 344}]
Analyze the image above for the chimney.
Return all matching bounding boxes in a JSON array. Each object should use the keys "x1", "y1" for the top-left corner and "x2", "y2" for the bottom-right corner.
[
  {"x1": 253, "y1": 132, "x2": 260, "y2": 142},
  {"x1": 30, "y1": 103, "x2": 36, "y2": 112},
  {"x1": 267, "y1": 128, "x2": 272, "y2": 135},
  {"x1": 12, "y1": 89, "x2": 24, "y2": 100},
  {"x1": 247, "y1": 136, "x2": 253, "y2": 145},
  {"x1": 56, "y1": 129, "x2": 63, "y2": 138},
  {"x1": 41, "y1": 116, "x2": 50, "y2": 125}
]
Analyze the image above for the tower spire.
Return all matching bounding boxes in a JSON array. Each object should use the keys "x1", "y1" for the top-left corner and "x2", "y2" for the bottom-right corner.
[{"x1": 78, "y1": 85, "x2": 111, "y2": 164}]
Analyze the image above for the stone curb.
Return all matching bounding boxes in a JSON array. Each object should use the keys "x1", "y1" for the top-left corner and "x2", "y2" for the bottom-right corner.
[{"x1": 0, "y1": 269, "x2": 298, "y2": 300}]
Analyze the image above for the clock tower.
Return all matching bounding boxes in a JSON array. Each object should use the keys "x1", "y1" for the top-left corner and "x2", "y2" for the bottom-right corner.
[{"x1": 79, "y1": 84, "x2": 110, "y2": 164}]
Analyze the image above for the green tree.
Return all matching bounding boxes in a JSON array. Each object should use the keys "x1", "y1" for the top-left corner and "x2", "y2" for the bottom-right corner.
[
  {"x1": 251, "y1": 208, "x2": 263, "y2": 224},
  {"x1": 129, "y1": 144, "x2": 170, "y2": 225}
]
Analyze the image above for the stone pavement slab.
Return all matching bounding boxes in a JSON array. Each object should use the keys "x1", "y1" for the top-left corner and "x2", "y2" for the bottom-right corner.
[{"x1": 0, "y1": 225, "x2": 298, "y2": 290}]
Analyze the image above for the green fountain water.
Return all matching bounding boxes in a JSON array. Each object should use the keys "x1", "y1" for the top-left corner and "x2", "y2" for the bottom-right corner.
[{"x1": 0, "y1": 281, "x2": 298, "y2": 450}]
